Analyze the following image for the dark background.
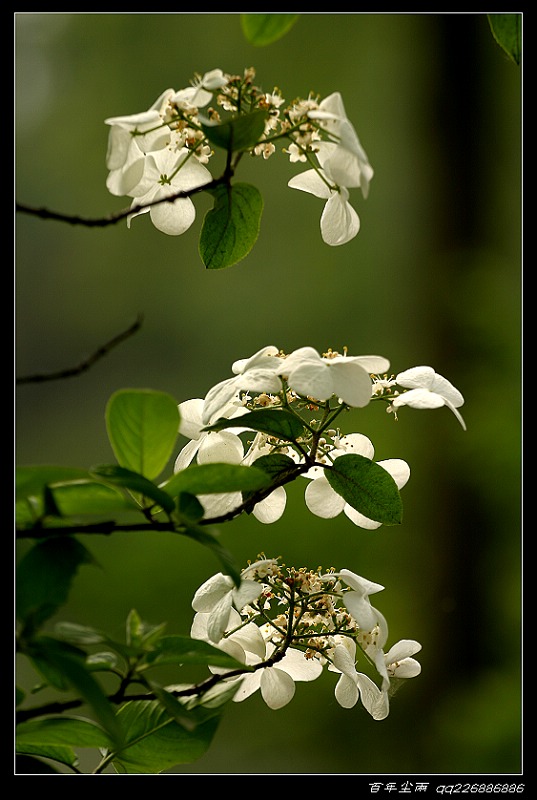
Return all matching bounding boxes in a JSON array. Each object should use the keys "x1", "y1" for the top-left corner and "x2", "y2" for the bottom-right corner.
[{"x1": 15, "y1": 13, "x2": 522, "y2": 775}]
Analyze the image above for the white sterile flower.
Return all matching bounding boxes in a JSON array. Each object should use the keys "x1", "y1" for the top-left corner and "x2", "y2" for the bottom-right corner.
[
  {"x1": 202, "y1": 346, "x2": 282, "y2": 426},
  {"x1": 333, "y1": 569, "x2": 389, "y2": 642},
  {"x1": 277, "y1": 347, "x2": 390, "y2": 407},
  {"x1": 174, "y1": 397, "x2": 249, "y2": 472},
  {"x1": 191, "y1": 559, "x2": 276, "y2": 643},
  {"x1": 174, "y1": 396, "x2": 286, "y2": 524},
  {"x1": 191, "y1": 607, "x2": 322, "y2": 710},
  {"x1": 304, "y1": 433, "x2": 410, "y2": 529},
  {"x1": 370, "y1": 639, "x2": 422, "y2": 691},
  {"x1": 328, "y1": 636, "x2": 389, "y2": 720},
  {"x1": 172, "y1": 69, "x2": 228, "y2": 109},
  {"x1": 288, "y1": 158, "x2": 360, "y2": 246},
  {"x1": 127, "y1": 145, "x2": 211, "y2": 235},
  {"x1": 228, "y1": 624, "x2": 323, "y2": 710},
  {"x1": 308, "y1": 92, "x2": 374, "y2": 198},
  {"x1": 392, "y1": 366, "x2": 466, "y2": 430},
  {"x1": 105, "y1": 89, "x2": 175, "y2": 197}
]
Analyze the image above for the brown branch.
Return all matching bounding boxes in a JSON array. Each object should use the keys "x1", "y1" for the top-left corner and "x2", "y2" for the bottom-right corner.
[
  {"x1": 16, "y1": 315, "x2": 144, "y2": 385},
  {"x1": 15, "y1": 177, "x2": 221, "y2": 228}
]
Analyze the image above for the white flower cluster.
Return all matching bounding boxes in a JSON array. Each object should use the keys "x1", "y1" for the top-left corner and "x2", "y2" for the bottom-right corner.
[
  {"x1": 190, "y1": 558, "x2": 422, "y2": 719},
  {"x1": 104, "y1": 68, "x2": 373, "y2": 244},
  {"x1": 173, "y1": 344, "x2": 465, "y2": 526}
]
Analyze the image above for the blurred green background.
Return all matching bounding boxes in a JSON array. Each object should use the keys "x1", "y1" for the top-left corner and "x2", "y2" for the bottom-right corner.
[{"x1": 15, "y1": 13, "x2": 522, "y2": 775}]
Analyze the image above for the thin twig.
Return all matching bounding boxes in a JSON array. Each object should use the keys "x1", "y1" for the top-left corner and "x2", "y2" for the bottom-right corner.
[
  {"x1": 16, "y1": 314, "x2": 144, "y2": 385},
  {"x1": 15, "y1": 177, "x2": 220, "y2": 228}
]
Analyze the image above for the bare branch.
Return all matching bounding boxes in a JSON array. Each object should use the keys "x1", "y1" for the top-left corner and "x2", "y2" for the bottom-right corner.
[
  {"x1": 15, "y1": 177, "x2": 220, "y2": 227},
  {"x1": 16, "y1": 315, "x2": 144, "y2": 385}
]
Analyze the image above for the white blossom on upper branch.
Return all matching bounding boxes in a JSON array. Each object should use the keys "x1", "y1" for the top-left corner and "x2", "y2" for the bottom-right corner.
[{"x1": 104, "y1": 68, "x2": 373, "y2": 244}]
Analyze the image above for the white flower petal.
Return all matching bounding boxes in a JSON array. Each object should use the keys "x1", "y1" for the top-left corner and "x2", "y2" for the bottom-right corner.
[
  {"x1": 332, "y1": 643, "x2": 357, "y2": 677},
  {"x1": 384, "y1": 639, "x2": 422, "y2": 663},
  {"x1": 377, "y1": 458, "x2": 411, "y2": 490},
  {"x1": 228, "y1": 621, "x2": 267, "y2": 660},
  {"x1": 320, "y1": 191, "x2": 360, "y2": 246},
  {"x1": 232, "y1": 580, "x2": 264, "y2": 612},
  {"x1": 174, "y1": 437, "x2": 201, "y2": 472},
  {"x1": 355, "y1": 673, "x2": 389, "y2": 720},
  {"x1": 337, "y1": 433, "x2": 375, "y2": 459},
  {"x1": 206, "y1": 594, "x2": 235, "y2": 643},
  {"x1": 202, "y1": 377, "x2": 241, "y2": 425},
  {"x1": 197, "y1": 431, "x2": 244, "y2": 464},
  {"x1": 260, "y1": 667, "x2": 296, "y2": 709},
  {"x1": 277, "y1": 648, "x2": 323, "y2": 682},
  {"x1": 329, "y1": 361, "x2": 372, "y2": 406},
  {"x1": 335, "y1": 674, "x2": 360, "y2": 708},
  {"x1": 305, "y1": 476, "x2": 345, "y2": 518},
  {"x1": 393, "y1": 387, "x2": 446, "y2": 411},
  {"x1": 252, "y1": 486, "x2": 287, "y2": 524},
  {"x1": 150, "y1": 196, "x2": 196, "y2": 236},
  {"x1": 191, "y1": 573, "x2": 233, "y2": 612},
  {"x1": 288, "y1": 169, "x2": 331, "y2": 199},
  {"x1": 178, "y1": 398, "x2": 205, "y2": 439},
  {"x1": 343, "y1": 504, "x2": 382, "y2": 530},
  {"x1": 232, "y1": 672, "x2": 262, "y2": 703}
]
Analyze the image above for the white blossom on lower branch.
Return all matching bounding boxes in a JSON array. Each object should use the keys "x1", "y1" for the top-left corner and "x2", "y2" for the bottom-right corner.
[{"x1": 189, "y1": 560, "x2": 421, "y2": 719}]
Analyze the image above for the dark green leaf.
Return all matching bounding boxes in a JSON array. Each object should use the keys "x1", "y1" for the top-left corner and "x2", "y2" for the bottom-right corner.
[
  {"x1": 16, "y1": 715, "x2": 114, "y2": 750},
  {"x1": 205, "y1": 408, "x2": 306, "y2": 442},
  {"x1": 146, "y1": 635, "x2": 248, "y2": 670},
  {"x1": 126, "y1": 608, "x2": 167, "y2": 650},
  {"x1": 16, "y1": 538, "x2": 95, "y2": 632},
  {"x1": 200, "y1": 109, "x2": 268, "y2": 152},
  {"x1": 51, "y1": 480, "x2": 137, "y2": 517},
  {"x1": 199, "y1": 183, "x2": 263, "y2": 269},
  {"x1": 325, "y1": 454, "x2": 403, "y2": 525},
  {"x1": 26, "y1": 637, "x2": 124, "y2": 747},
  {"x1": 179, "y1": 525, "x2": 241, "y2": 586},
  {"x1": 15, "y1": 744, "x2": 78, "y2": 770},
  {"x1": 90, "y1": 465, "x2": 175, "y2": 514},
  {"x1": 241, "y1": 13, "x2": 299, "y2": 45},
  {"x1": 106, "y1": 389, "x2": 179, "y2": 480},
  {"x1": 16, "y1": 466, "x2": 90, "y2": 501},
  {"x1": 176, "y1": 492, "x2": 205, "y2": 522},
  {"x1": 112, "y1": 700, "x2": 220, "y2": 773},
  {"x1": 241, "y1": 453, "x2": 300, "y2": 507},
  {"x1": 161, "y1": 462, "x2": 271, "y2": 497},
  {"x1": 488, "y1": 14, "x2": 521, "y2": 65}
]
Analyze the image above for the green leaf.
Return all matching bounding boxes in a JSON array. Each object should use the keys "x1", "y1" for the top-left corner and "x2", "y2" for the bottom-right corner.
[
  {"x1": 325, "y1": 454, "x2": 403, "y2": 525},
  {"x1": 205, "y1": 407, "x2": 306, "y2": 442},
  {"x1": 16, "y1": 715, "x2": 114, "y2": 750},
  {"x1": 199, "y1": 183, "x2": 263, "y2": 269},
  {"x1": 145, "y1": 635, "x2": 249, "y2": 670},
  {"x1": 241, "y1": 13, "x2": 299, "y2": 45},
  {"x1": 16, "y1": 466, "x2": 90, "y2": 501},
  {"x1": 51, "y1": 480, "x2": 137, "y2": 517},
  {"x1": 27, "y1": 637, "x2": 125, "y2": 747},
  {"x1": 200, "y1": 109, "x2": 269, "y2": 152},
  {"x1": 15, "y1": 743, "x2": 78, "y2": 770},
  {"x1": 241, "y1": 453, "x2": 301, "y2": 508},
  {"x1": 126, "y1": 608, "x2": 167, "y2": 650},
  {"x1": 16, "y1": 538, "x2": 95, "y2": 632},
  {"x1": 90, "y1": 464, "x2": 175, "y2": 514},
  {"x1": 179, "y1": 525, "x2": 241, "y2": 585},
  {"x1": 161, "y1": 462, "x2": 271, "y2": 497},
  {"x1": 111, "y1": 700, "x2": 220, "y2": 773},
  {"x1": 106, "y1": 389, "x2": 179, "y2": 480},
  {"x1": 488, "y1": 14, "x2": 521, "y2": 65}
]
